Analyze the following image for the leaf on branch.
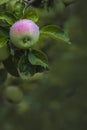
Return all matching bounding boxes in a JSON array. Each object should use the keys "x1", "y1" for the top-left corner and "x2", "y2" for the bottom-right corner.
[
  {"x1": 0, "y1": 0, "x2": 9, "y2": 5},
  {"x1": 40, "y1": 25, "x2": 71, "y2": 44},
  {"x1": 0, "y1": 36, "x2": 8, "y2": 48},
  {"x1": 28, "y1": 49, "x2": 48, "y2": 68},
  {"x1": 18, "y1": 55, "x2": 36, "y2": 80},
  {"x1": 23, "y1": 8, "x2": 39, "y2": 22},
  {"x1": 0, "y1": 26, "x2": 9, "y2": 38},
  {"x1": 0, "y1": 13, "x2": 15, "y2": 25},
  {"x1": 3, "y1": 56, "x2": 19, "y2": 77}
]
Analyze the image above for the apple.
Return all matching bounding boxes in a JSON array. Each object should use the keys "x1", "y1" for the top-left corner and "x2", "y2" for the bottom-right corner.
[
  {"x1": 0, "y1": 43, "x2": 10, "y2": 61},
  {"x1": 10, "y1": 19, "x2": 40, "y2": 49},
  {"x1": 3, "y1": 86, "x2": 23, "y2": 103}
]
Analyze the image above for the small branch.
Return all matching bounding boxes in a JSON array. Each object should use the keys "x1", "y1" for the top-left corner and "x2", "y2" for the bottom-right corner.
[
  {"x1": 63, "y1": 0, "x2": 76, "y2": 7},
  {"x1": 23, "y1": 0, "x2": 35, "y2": 5}
]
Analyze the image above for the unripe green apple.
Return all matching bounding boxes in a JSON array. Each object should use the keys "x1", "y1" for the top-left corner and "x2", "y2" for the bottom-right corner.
[
  {"x1": 0, "y1": 43, "x2": 10, "y2": 61},
  {"x1": 10, "y1": 19, "x2": 40, "y2": 49},
  {"x1": 3, "y1": 86, "x2": 23, "y2": 103},
  {"x1": 16, "y1": 100, "x2": 29, "y2": 114}
]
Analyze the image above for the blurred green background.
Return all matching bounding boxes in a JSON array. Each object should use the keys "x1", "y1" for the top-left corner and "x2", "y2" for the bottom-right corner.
[{"x1": 0, "y1": 0, "x2": 87, "y2": 129}]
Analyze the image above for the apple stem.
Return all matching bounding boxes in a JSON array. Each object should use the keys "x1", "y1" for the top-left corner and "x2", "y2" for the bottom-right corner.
[{"x1": 22, "y1": 37, "x2": 31, "y2": 44}]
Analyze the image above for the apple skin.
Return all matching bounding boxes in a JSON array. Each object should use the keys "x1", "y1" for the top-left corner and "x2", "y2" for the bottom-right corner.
[
  {"x1": 10, "y1": 19, "x2": 40, "y2": 49},
  {"x1": 0, "y1": 43, "x2": 10, "y2": 61}
]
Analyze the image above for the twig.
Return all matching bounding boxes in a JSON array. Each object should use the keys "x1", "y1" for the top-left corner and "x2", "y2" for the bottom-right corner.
[{"x1": 24, "y1": 0, "x2": 35, "y2": 5}]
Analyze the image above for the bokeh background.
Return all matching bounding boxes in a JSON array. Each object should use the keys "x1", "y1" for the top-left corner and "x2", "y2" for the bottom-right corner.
[{"x1": 0, "y1": 0, "x2": 87, "y2": 129}]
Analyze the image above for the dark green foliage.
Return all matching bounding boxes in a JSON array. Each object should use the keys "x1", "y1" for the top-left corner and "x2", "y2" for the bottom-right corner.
[
  {"x1": 3, "y1": 56, "x2": 19, "y2": 77},
  {"x1": 0, "y1": 0, "x2": 70, "y2": 79}
]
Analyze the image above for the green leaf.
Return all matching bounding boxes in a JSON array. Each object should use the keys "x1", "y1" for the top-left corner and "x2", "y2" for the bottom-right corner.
[
  {"x1": 3, "y1": 56, "x2": 19, "y2": 77},
  {"x1": 36, "y1": 66, "x2": 49, "y2": 73},
  {"x1": 0, "y1": 36, "x2": 7, "y2": 48},
  {"x1": 18, "y1": 55, "x2": 36, "y2": 80},
  {"x1": 40, "y1": 25, "x2": 71, "y2": 44},
  {"x1": 23, "y1": 8, "x2": 39, "y2": 22},
  {"x1": 14, "y1": 1, "x2": 26, "y2": 18},
  {"x1": 0, "y1": 13, "x2": 15, "y2": 25},
  {"x1": 0, "y1": 0, "x2": 9, "y2": 5},
  {"x1": 0, "y1": 26, "x2": 9, "y2": 38},
  {"x1": 28, "y1": 49, "x2": 48, "y2": 68}
]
